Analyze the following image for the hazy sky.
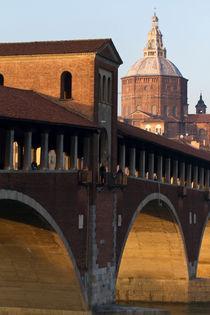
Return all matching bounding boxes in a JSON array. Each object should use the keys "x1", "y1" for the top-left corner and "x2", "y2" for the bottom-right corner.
[{"x1": 1, "y1": 0, "x2": 210, "y2": 114}]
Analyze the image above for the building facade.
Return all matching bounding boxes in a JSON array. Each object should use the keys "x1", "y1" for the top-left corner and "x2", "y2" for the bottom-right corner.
[{"x1": 121, "y1": 12, "x2": 210, "y2": 149}]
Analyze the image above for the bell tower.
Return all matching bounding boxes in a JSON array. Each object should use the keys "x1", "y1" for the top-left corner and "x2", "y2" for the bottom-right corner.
[{"x1": 195, "y1": 93, "x2": 207, "y2": 114}]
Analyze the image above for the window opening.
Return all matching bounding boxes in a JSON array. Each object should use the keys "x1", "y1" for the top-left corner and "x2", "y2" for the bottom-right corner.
[{"x1": 61, "y1": 71, "x2": 72, "y2": 99}]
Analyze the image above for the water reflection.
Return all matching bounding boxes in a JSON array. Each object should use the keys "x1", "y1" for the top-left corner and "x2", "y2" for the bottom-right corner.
[{"x1": 120, "y1": 301, "x2": 210, "y2": 315}]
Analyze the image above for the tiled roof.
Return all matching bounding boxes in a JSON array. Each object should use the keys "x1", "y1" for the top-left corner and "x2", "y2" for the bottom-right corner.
[
  {"x1": 0, "y1": 39, "x2": 111, "y2": 56},
  {"x1": 186, "y1": 114, "x2": 210, "y2": 123},
  {"x1": 0, "y1": 86, "x2": 98, "y2": 129},
  {"x1": 117, "y1": 121, "x2": 210, "y2": 162}
]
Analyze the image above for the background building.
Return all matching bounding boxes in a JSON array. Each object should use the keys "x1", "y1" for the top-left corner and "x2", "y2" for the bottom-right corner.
[{"x1": 121, "y1": 12, "x2": 210, "y2": 149}]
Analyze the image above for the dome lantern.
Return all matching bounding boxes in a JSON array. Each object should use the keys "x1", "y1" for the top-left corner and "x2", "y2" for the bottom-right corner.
[
  {"x1": 126, "y1": 12, "x2": 183, "y2": 77},
  {"x1": 143, "y1": 11, "x2": 166, "y2": 58}
]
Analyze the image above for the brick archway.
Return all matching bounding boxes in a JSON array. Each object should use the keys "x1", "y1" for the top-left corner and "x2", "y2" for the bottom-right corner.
[
  {"x1": 0, "y1": 189, "x2": 87, "y2": 311},
  {"x1": 197, "y1": 212, "x2": 210, "y2": 278},
  {"x1": 116, "y1": 193, "x2": 189, "y2": 303}
]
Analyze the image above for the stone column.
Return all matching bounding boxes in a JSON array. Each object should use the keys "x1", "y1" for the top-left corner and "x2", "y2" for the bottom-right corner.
[
  {"x1": 119, "y1": 144, "x2": 125, "y2": 173},
  {"x1": 193, "y1": 166, "x2": 198, "y2": 189},
  {"x1": 199, "y1": 168, "x2": 204, "y2": 190},
  {"x1": 148, "y1": 153, "x2": 154, "y2": 180},
  {"x1": 18, "y1": 145, "x2": 23, "y2": 170},
  {"x1": 205, "y1": 169, "x2": 210, "y2": 190},
  {"x1": 187, "y1": 164, "x2": 192, "y2": 188},
  {"x1": 129, "y1": 147, "x2": 136, "y2": 177},
  {"x1": 139, "y1": 150, "x2": 145, "y2": 178},
  {"x1": 165, "y1": 157, "x2": 171, "y2": 184},
  {"x1": 70, "y1": 135, "x2": 78, "y2": 170},
  {"x1": 157, "y1": 155, "x2": 163, "y2": 182},
  {"x1": 40, "y1": 132, "x2": 49, "y2": 170},
  {"x1": 173, "y1": 160, "x2": 178, "y2": 185},
  {"x1": 23, "y1": 131, "x2": 32, "y2": 170},
  {"x1": 4, "y1": 129, "x2": 14, "y2": 170},
  {"x1": 83, "y1": 137, "x2": 91, "y2": 170},
  {"x1": 180, "y1": 161, "x2": 185, "y2": 187},
  {"x1": 56, "y1": 134, "x2": 64, "y2": 170}
]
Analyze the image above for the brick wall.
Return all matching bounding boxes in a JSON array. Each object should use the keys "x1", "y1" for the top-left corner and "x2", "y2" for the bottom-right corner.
[
  {"x1": 0, "y1": 54, "x2": 96, "y2": 120},
  {"x1": 0, "y1": 172, "x2": 89, "y2": 275}
]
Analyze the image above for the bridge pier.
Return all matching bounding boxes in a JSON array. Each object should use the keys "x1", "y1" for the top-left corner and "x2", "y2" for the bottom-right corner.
[{"x1": 87, "y1": 203, "x2": 116, "y2": 307}]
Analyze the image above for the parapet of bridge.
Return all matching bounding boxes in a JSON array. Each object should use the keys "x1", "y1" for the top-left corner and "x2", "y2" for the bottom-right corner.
[{"x1": 0, "y1": 38, "x2": 209, "y2": 313}]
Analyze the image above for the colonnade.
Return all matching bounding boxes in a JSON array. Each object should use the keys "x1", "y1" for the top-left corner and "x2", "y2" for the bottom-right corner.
[
  {"x1": 2, "y1": 126, "x2": 209, "y2": 192},
  {"x1": 2, "y1": 128, "x2": 91, "y2": 171},
  {"x1": 118, "y1": 143, "x2": 210, "y2": 191}
]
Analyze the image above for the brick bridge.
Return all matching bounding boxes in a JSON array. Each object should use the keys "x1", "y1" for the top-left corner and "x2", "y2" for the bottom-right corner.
[
  {"x1": 0, "y1": 38, "x2": 209, "y2": 314},
  {"x1": 0, "y1": 113, "x2": 209, "y2": 313}
]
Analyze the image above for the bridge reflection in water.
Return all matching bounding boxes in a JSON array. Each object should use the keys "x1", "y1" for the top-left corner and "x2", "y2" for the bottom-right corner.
[
  {"x1": 120, "y1": 301, "x2": 210, "y2": 315},
  {"x1": 0, "y1": 200, "x2": 87, "y2": 313}
]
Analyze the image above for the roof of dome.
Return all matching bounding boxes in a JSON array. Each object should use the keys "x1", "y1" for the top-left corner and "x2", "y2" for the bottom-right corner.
[{"x1": 126, "y1": 56, "x2": 182, "y2": 77}]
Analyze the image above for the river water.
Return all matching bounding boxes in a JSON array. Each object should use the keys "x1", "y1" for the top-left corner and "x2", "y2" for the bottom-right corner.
[{"x1": 120, "y1": 302, "x2": 210, "y2": 314}]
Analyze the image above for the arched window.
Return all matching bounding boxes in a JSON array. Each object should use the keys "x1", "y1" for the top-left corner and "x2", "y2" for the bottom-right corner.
[
  {"x1": 145, "y1": 125, "x2": 151, "y2": 132},
  {"x1": 102, "y1": 76, "x2": 106, "y2": 102},
  {"x1": 151, "y1": 105, "x2": 156, "y2": 115},
  {"x1": 60, "y1": 71, "x2": 72, "y2": 99},
  {"x1": 107, "y1": 77, "x2": 111, "y2": 103},
  {"x1": 173, "y1": 106, "x2": 177, "y2": 117},
  {"x1": 98, "y1": 73, "x2": 101, "y2": 102},
  {"x1": 155, "y1": 125, "x2": 162, "y2": 135},
  {"x1": 0, "y1": 74, "x2": 4, "y2": 86}
]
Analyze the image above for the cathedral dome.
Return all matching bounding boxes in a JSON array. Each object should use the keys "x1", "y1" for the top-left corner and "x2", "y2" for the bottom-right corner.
[
  {"x1": 126, "y1": 56, "x2": 182, "y2": 77},
  {"x1": 126, "y1": 12, "x2": 183, "y2": 78}
]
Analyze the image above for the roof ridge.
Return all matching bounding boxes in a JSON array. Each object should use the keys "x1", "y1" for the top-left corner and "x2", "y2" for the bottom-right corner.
[{"x1": 0, "y1": 38, "x2": 111, "y2": 45}]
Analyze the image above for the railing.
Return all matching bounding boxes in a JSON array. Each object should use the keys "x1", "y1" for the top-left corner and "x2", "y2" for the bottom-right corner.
[{"x1": 98, "y1": 172, "x2": 127, "y2": 187}]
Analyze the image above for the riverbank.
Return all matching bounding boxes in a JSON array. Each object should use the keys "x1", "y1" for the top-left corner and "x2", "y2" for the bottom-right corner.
[{"x1": 0, "y1": 305, "x2": 170, "y2": 315}]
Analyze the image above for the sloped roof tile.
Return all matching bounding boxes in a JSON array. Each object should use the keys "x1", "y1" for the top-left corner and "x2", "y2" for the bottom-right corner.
[
  {"x1": 0, "y1": 86, "x2": 98, "y2": 129},
  {"x1": 0, "y1": 39, "x2": 111, "y2": 56},
  {"x1": 117, "y1": 121, "x2": 210, "y2": 162}
]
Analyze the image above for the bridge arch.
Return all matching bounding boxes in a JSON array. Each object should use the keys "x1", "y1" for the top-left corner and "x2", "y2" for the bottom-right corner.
[
  {"x1": 116, "y1": 193, "x2": 189, "y2": 302},
  {"x1": 0, "y1": 189, "x2": 87, "y2": 312},
  {"x1": 197, "y1": 211, "x2": 210, "y2": 278}
]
